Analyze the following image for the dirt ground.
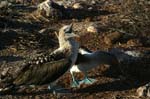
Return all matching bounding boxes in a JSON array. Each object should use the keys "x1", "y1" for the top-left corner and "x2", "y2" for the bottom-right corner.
[{"x1": 0, "y1": 0, "x2": 150, "y2": 99}]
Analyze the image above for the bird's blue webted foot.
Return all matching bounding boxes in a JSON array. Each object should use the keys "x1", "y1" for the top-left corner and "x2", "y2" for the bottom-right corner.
[
  {"x1": 80, "y1": 77, "x2": 97, "y2": 84},
  {"x1": 71, "y1": 80, "x2": 80, "y2": 88}
]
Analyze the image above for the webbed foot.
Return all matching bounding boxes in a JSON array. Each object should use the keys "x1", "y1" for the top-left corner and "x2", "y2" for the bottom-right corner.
[
  {"x1": 71, "y1": 80, "x2": 80, "y2": 88},
  {"x1": 80, "y1": 77, "x2": 97, "y2": 85}
]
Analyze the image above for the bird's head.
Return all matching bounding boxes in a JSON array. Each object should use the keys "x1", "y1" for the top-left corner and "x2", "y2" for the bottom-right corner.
[{"x1": 58, "y1": 24, "x2": 79, "y2": 40}]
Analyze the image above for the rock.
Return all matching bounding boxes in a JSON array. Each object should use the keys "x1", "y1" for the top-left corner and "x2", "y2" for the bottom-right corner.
[
  {"x1": 87, "y1": 25, "x2": 98, "y2": 33},
  {"x1": 104, "y1": 32, "x2": 123, "y2": 45},
  {"x1": 137, "y1": 83, "x2": 150, "y2": 97},
  {"x1": 37, "y1": 0, "x2": 64, "y2": 19},
  {"x1": 37, "y1": 0, "x2": 53, "y2": 17},
  {"x1": 88, "y1": 7, "x2": 93, "y2": 10},
  {"x1": 15, "y1": 0, "x2": 23, "y2": 4},
  {"x1": 126, "y1": 39, "x2": 142, "y2": 47},
  {"x1": 91, "y1": 1, "x2": 96, "y2": 5},
  {"x1": 124, "y1": 50, "x2": 143, "y2": 58},
  {"x1": 0, "y1": 1, "x2": 11, "y2": 9},
  {"x1": 72, "y1": 3, "x2": 83, "y2": 9},
  {"x1": 9, "y1": 47, "x2": 17, "y2": 53},
  {"x1": 38, "y1": 28, "x2": 54, "y2": 34}
]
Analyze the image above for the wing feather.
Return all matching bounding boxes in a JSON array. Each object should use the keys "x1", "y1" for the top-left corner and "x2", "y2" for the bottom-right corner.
[
  {"x1": 13, "y1": 50, "x2": 72, "y2": 86},
  {"x1": 75, "y1": 53, "x2": 89, "y2": 64},
  {"x1": 0, "y1": 49, "x2": 72, "y2": 89}
]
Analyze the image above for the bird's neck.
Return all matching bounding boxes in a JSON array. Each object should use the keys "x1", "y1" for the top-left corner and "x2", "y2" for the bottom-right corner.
[
  {"x1": 59, "y1": 38, "x2": 79, "y2": 64},
  {"x1": 59, "y1": 39, "x2": 79, "y2": 52},
  {"x1": 58, "y1": 35, "x2": 77, "y2": 48},
  {"x1": 59, "y1": 39, "x2": 68, "y2": 48}
]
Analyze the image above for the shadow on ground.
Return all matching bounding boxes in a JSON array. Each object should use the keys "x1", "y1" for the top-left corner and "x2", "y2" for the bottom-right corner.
[
  {"x1": 74, "y1": 79, "x2": 149, "y2": 93},
  {"x1": 63, "y1": 8, "x2": 115, "y2": 20},
  {"x1": 0, "y1": 56, "x2": 24, "y2": 63}
]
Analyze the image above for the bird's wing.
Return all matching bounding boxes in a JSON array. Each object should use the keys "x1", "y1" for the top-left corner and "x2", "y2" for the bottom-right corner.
[
  {"x1": 13, "y1": 50, "x2": 72, "y2": 86},
  {"x1": 80, "y1": 46, "x2": 93, "y2": 53},
  {"x1": 75, "y1": 46, "x2": 92, "y2": 65},
  {"x1": 75, "y1": 53, "x2": 89, "y2": 64}
]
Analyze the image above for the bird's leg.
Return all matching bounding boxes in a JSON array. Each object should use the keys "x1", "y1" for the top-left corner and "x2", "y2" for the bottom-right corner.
[
  {"x1": 80, "y1": 72, "x2": 97, "y2": 85},
  {"x1": 70, "y1": 72, "x2": 80, "y2": 88}
]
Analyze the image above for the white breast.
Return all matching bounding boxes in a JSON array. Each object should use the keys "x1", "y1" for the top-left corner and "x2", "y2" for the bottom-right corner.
[
  {"x1": 79, "y1": 48, "x2": 92, "y2": 55},
  {"x1": 70, "y1": 65, "x2": 81, "y2": 73},
  {"x1": 70, "y1": 49, "x2": 102, "y2": 73}
]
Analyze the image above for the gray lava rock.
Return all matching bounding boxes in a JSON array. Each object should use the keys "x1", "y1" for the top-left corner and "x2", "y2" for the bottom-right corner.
[
  {"x1": 137, "y1": 83, "x2": 150, "y2": 97},
  {"x1": 0, "y1": 1, "x2": 11, "y2": 9}
]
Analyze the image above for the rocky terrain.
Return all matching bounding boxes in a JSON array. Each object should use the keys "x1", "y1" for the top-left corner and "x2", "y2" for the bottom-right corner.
[{"x1": 0, "y1": 0, "x2": 150, "y2": 99}]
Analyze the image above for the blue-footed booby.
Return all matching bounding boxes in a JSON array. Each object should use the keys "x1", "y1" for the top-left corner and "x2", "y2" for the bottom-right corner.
[
  {"x1": 0, "y1": 24, "x2": 79, "y2": 93},
  {"x1": 70, "y1": 47, "x2": 119, "y2": 87}
]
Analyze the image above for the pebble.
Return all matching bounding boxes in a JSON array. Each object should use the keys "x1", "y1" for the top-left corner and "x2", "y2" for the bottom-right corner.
[
  {"x1": 40, "y1": 59, "x2": 43, "y2": 63},
  {"x1": 125, "y1": 51, "x2": 142, "y2": 57},
  {"x1": 72, "y1": 3, "x2": 83, "y2": 9},
  {"x1": 0, "y1": 88, "x2": 2, "y2": 91},
  {"x1": 36, "y1": 61, "x2": 39, "y2": 65},
  {"x1": 127, "y1": 39, "x2": 142, "y2": 47},
  {"x1": 88, "y1": 7, "x2": 93, "y2": 10},
  {"x1": 137, "y1": 83, "x2": 150, "y2": 97},
  {"x1": 44, "y1": 57, "x2": 48, "y2": 61},
  {"x1": 9, "y1": 47, "x2": 17, "y2": 53},
  {"x1": 0, "y1": 1, "x2": 11, "y2": 9},
  {"x1": 87, "y1": 25, "x2": 98, "y2": 33},
  {"x1": 91, "y1": 0, "x2": 96, "y2": 5},
  {"x1": 104, "y1": 32, "x2": 123, "y2": 45}
]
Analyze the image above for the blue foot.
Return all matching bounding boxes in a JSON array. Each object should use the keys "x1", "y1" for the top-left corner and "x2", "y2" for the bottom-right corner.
[
  {"x1": 71, "y1": 80, "x2": 80, "y2": 88},
  {"x1": 80, "y1": 78, "x2": 97, "y2": 85}
]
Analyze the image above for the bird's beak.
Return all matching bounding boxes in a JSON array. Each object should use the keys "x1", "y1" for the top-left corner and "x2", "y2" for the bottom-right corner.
[
  {"x1": 69, "y1": 24, "x2": 78, "y2": 37},
  {"x1": 66, "y1": 23, "x2": 80, "y2": 42},
  {"x1": 67, "y1": 23, "x2": 73, "y2": 33},
  {"x1": 69, "y1": 23, "x2": 73, "y2": 30}
]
